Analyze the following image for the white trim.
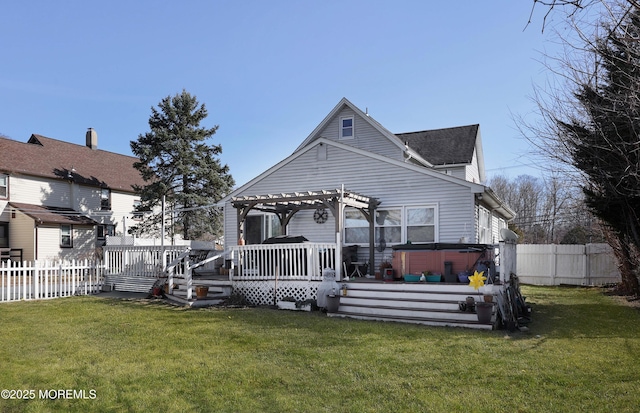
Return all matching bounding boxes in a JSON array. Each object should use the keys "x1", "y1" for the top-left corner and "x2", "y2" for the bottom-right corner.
[
  {"x1": 0, "y1": 174, "x2": 7, "y2": 199},
  {"x1": 339, "y1": 116, "x2": 355, "y2": 139},
  {"x1": 343, "y1": 203, "x2": 439, "y2": 246},
  {"x1": 406, "y1": 204, "x2": 438, "y2": 244}
]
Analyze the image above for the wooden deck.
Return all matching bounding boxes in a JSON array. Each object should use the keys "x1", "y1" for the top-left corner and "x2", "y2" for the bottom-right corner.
[{"x1": 328, "y1": 279, "x2": 497, "y2": 330}]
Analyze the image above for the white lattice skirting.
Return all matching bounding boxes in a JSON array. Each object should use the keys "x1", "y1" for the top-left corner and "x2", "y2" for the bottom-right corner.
[{"x1": 232, "y1": 280, "x2": 320, "y2": 306}]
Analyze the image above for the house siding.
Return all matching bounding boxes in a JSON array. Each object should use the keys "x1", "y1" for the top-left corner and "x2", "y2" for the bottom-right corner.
[
  {"x1": 318, "y1": 108, "x2": 404, "y2": 162},
  {"x1": 466, "y1": 150, "x2": 481, "y2": 184},
  {"x1": 36, "y1": 225, "x2": 95, "y2": 261},
  {"x1": 11, "y1": 175, "x2": 70, "y2": 207},
  {"x1": 10, "y1": 210, "x2": 36, "y2": 261},
  {"x1": 1, "y1": 173, "x2": 139, "y2": 259},
  {"x1": 225, "y1": 142, "x2": 478, "y2": 258}
]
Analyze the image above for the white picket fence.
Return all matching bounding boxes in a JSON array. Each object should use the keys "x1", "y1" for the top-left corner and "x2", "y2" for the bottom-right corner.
[
  {"x1": 0, "y1": 260, "x2": 104, "y2": 303},
  {"x1": 516, "y1": 243, "x2": 621, "y2": 286}
]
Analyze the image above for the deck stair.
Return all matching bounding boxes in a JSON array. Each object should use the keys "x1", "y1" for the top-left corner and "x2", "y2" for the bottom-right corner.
[
  {"x1": 165, "y1": 278, "x2": 233, "y2": 308},
  {"x1": 103, "y1": 274, "x2": 158, "y2": 294},
  {"x1": 328, "y1": 281, "x2": 497, "y2": 330}
]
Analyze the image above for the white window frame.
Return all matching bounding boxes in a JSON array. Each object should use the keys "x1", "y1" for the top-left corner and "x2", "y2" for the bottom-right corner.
[
  {"x1": 100, "y1": 188, "x2": 111, "y2": 211},
  {"x1": 344, "y1": 205, "x2": 439, "y2": 246},
  {"x1": 0, "y1": 174, "x2": 7, "y2": 199},
  {"x1": 60, "y1": 225, "x2": 73, "y2": 248},
  {"x1": 132, "y1": 199, "x2": 143, "y2": 221},
  {"x1": 375, "y1": 208, "x2": 402, "y2": 246},
  {"x1": 344, "y1": 208, "x2": 369, "y2": 244},
  {"x1": 478, "y1": 206, "x2": 491, "y2": 244},
  {"x1": 340, "y1": 116, "x2": 354, "y2": 139},
  {"x1": 405, "y1": 205, "x2": 438, "y2": 244}
]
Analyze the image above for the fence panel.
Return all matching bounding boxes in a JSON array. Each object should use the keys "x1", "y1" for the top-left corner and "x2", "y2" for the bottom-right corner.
[
  {"x1": 516, "y1": 243, "x2": 620, "y2": 286},
  {"x1": 0, "y1": 259, "x2": 104, "y2": 303}
]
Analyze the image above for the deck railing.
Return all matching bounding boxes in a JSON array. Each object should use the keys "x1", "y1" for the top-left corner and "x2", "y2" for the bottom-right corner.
[
  {"x1": 103, "y1": 245, "x2": 189, "y2": 277},
  {"x1": 228, "y1": 243, "x2": 338, "y2": 281}
]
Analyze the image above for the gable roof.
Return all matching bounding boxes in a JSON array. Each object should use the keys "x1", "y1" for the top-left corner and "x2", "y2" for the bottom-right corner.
[
  {"x1": 9, "y1": 202, "x2": 98, "y2": 226},
  {"x1": 395, "y1": 124, "x2": 479, "y2": 165},
  {"x1": 295, "y1": 98, "x2": 433, "y2": 165},
  {"x1": 295, "y1": 98, "x2": 486, "y2": 172},
  {"x1": 0, "y1": 134, "x2": 144, "y2": 192}
]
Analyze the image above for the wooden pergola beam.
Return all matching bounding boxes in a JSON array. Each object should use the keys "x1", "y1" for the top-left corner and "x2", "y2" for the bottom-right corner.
[{"x1": 231, "y1": 188, "x2": 380, "y2": 276}]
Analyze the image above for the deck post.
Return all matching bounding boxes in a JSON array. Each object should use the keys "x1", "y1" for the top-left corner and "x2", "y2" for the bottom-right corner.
[{"x1": 185, "y1": 255, "x2": 193, "y2": 300}]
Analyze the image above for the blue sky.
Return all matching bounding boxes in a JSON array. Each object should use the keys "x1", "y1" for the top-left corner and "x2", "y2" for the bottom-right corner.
[{"x1": 1, "y1": 1, "x2": 563, "y2": 187}]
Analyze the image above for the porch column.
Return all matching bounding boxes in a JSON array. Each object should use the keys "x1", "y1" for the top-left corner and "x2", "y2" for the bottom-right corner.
[{"x1": 368, "y1": 202, "x2": 375, "y2": 276}]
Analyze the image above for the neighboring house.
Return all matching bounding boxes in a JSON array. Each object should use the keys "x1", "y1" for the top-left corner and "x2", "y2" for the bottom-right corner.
[
  {"x1": 0, "y1": 129, "x2": 145, "y2": 261},
  {"x1": 220, "y1": 98, "x2": 515, "y2": 270}
]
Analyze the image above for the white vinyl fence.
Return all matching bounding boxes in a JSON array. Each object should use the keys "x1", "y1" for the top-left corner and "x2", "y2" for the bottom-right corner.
[
  {"x1": 516, "y1": 243, "x2": 620, "y2": 286},
  {"x1": 0, "y1": 260, "x2": 104, "y2": 303}
]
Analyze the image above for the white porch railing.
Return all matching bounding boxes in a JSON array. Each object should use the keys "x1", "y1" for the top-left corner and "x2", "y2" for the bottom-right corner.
[
  {"x1": 229, "y1": 243, "x2": 338, "y2": 281},
  {"x1": 0, "y1": 259, "x2": 104, "y2": 303},
  {"x1": 103, "y1": 245, "x2": 189, "y2": 277}
]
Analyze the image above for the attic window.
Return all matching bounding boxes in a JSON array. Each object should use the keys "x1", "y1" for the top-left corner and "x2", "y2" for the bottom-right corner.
[{"x1": 340, "y1": 116, "x2": 354, "y2": 139}]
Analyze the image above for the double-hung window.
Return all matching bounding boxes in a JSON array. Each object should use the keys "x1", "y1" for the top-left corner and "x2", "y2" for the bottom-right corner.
[
  {"x1": 375, "y1": 209, "x2": 402, "y2": 245},
  {"x1": 97, "y1": 224, "x2": 115, "y2": 241},
  {"x1": 344, "y1": 209, "x2": 369, "y2": 243},
  {"x1": 101, "y1": 188, "x2": 111, "y2": 210},
  {"x1": 0, "y1": 174, "x2": 7, "y2": 199},
  {"x1": 132, "y1": 199, "x2": 143, "y2": 221},
  {"x1": 60, "y1": 225, "x2": 73, "y2": 248},
  {"x1": 344, "y1": 205, "x2": 438, "y2": 245},
  {"x1": 478, "y1": 207, "x2": 491, "y2": 244},
  {"x1": 340, "y1": 116, "x2": 354, "y2": 139},
  {"x1": 406, "y1": 206, "x2": 436, "y2": 243}
]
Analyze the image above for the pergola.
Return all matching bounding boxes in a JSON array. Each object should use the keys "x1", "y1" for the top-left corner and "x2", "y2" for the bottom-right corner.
[{"x1": 231, "y1": 188, "x2": 380, "y2": 275}]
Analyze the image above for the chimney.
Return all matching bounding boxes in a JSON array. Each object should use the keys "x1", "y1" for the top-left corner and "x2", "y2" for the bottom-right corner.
[{"x1": 86, "y1": 128, "x2": 98, "y2": 150}]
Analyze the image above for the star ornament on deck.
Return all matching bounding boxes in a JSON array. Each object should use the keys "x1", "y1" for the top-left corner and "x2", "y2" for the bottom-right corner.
[{"x1": 468, "y1": 270, "x2": 486, "y2": 291}]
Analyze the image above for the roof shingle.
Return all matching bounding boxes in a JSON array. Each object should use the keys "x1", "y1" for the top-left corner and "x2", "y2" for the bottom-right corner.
[
  {"x1": 395, "y1": 124, "x2": 479, "y2": 165},
  {"x1": 9, "y1": 202, "x2": 98, "y2": 225},
  {"x1": 0, "y1": 134, "x2": 145, "y2": 192}
]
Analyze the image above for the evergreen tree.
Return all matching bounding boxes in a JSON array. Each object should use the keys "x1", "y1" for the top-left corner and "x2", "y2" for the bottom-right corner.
[
  {"x1": 130, "y1": 90, "x2": 234, "y2": 240},
  {"x1": 554, "y1": 8, "x2": 640, "y2": 294}
]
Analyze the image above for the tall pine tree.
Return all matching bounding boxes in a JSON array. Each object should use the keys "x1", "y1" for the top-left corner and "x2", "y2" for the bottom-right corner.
[
  {"x1": 555, "y1": 8, "x2": 640, "y2": 294},
  {"x1": 130, "y1": 90, "x2": 234, "y2": 240}
]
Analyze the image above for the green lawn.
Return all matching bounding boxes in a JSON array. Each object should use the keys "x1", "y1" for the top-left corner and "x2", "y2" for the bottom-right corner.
[{"x1": 1, "y1": 286, "x2": 639, "y2": 412}]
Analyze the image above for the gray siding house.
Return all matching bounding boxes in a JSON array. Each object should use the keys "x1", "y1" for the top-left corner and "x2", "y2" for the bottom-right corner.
[{"x1": 221, "y1": 98, "x2": 514, "y2": 272}]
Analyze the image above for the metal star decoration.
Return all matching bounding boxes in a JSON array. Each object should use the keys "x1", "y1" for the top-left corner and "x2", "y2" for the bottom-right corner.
[{"x1": 468, "y1": 270, "x2": 486, "y2": 290}]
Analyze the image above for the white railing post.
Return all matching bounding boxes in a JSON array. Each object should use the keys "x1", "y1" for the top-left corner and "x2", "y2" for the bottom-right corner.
[
  {"x1": 230, "y1": 248, "x2": 236, "y2": 279},
  {"x1": 336, "y1": 233, "x2": 342, "y2": 281},
  {"x1": 186, "y1": 255, "x2": 193, "y2": 300}
]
